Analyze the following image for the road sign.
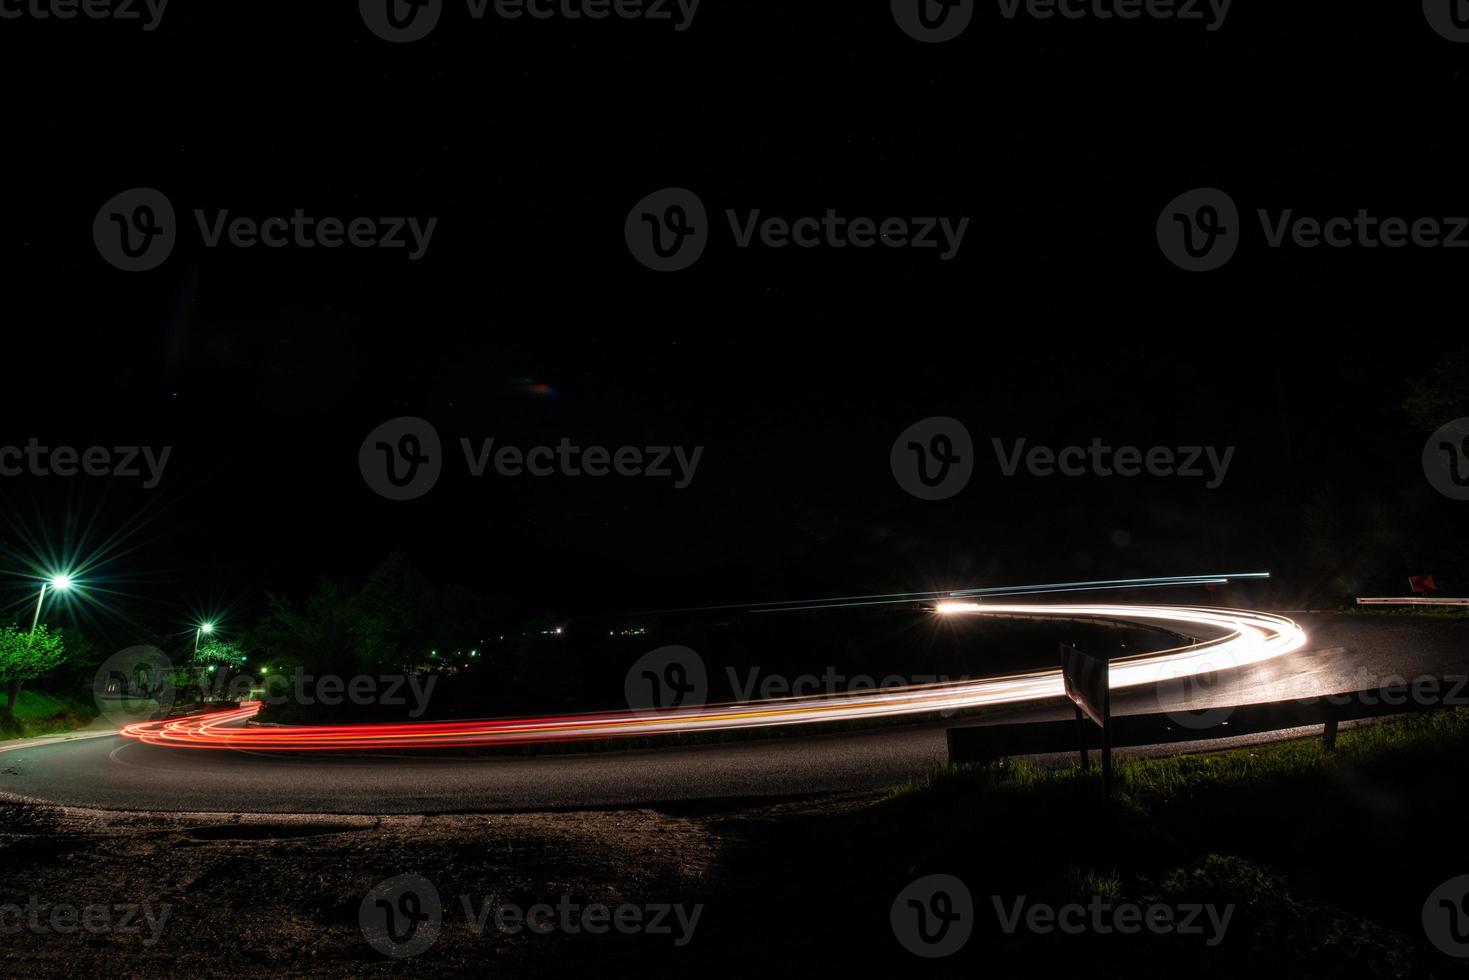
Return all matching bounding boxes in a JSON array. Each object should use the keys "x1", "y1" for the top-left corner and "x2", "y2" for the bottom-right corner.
[
  {"x1": 1060, "y1": 643, "x2": 1111, "y2": 797},
  {"x1": 1409, "y1": 574, "x2": 1438, "y2": 595},
  {"x1": 1061, "y1": 643, "x2": 1108, "y2": 728}
]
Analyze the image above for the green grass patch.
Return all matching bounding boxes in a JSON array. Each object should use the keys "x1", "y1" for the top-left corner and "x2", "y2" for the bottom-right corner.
[{"x1": 1, "y1": 690, "x2": 100, "y2": 738}]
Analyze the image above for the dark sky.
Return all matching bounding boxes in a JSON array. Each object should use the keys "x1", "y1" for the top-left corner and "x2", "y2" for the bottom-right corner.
[{"x1": 1, "y1": 2, "x2": 1465, "y2": 639}]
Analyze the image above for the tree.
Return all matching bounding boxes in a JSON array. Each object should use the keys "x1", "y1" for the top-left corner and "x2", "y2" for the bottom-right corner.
[
  {"x1": 0, "y1": 623, "x2": 67, "y2": 721},
  {"x1": 356, "y1": 552, "x2": 435, "y2": 669},
  {"x1": 248, "y1": 579, "x2": 367, "y2": 676},
  {"x1": 195, "y1": 639, "x2": 248, "y2": 670},
  {"x1": 1406, "y1": 347, "x2": 1469, "y2": 431},
  {"x1": 248, "y1": 554, "x2": 517, "y2": 685},
  {"x1": 192, "y1": 639, "x2": 251, "y2": 700}
]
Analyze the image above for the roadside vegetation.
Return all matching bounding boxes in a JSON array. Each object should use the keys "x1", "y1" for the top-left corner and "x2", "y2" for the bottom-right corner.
[
  {"x1": 693, "y1": 710, "x2": 1469, "y2": 979},
  {"x1": 1341, "y1": 605, "x2": 1469, "y2": 620},
  {"x1": 1, "y1": 689, "x2": 98, "y2": 739}
]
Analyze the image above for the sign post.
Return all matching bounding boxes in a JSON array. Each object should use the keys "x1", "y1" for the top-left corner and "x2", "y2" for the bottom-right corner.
[{"x1": 1060, "y1": 643, "x2": 1111, "y2": 797}]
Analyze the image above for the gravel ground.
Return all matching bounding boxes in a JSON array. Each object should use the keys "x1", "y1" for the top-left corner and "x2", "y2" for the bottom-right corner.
[{"x1": 0, "y1": 796, "x2": 799, "y2": 978}]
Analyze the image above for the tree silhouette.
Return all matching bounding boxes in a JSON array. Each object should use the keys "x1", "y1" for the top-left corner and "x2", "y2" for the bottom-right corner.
[{"x1": 0, "y1": 623, "x2": 66, "y2": 722}]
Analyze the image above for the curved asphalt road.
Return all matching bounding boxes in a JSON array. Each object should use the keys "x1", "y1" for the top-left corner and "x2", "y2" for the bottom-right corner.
[{"x1": 2, "y1": 613, "x2": 1465, "y2": 814}]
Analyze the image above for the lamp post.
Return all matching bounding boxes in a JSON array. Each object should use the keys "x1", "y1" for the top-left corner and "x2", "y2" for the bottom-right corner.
[
  {"x1": 193, "y1": 621, "x2": 214, "y2": 662},
  {"x1": 30, "y1": 574, "x2": 73, "y2": 635},
  {"x1": 192, "y1": 622, "x2": 215, "y2": 704}
]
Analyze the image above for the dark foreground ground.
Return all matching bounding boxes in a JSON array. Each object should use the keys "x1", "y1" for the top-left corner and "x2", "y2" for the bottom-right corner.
[{"x1": 4, "y1": 710, "x2": 1469, "y2": 978}]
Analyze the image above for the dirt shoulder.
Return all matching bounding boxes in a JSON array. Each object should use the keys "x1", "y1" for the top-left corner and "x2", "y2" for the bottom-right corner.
[{"x1": 0, "y1": 793, "x2": 874, "y2": 978}]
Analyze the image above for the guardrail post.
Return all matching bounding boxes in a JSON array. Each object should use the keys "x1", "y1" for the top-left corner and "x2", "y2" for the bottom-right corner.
[
  {"x1": 1322, "y1": 716, "x2": 1339, "y2": 751},
  {"x1": 1075, "y1": 706, "x2": 1090, "y2": 772}
]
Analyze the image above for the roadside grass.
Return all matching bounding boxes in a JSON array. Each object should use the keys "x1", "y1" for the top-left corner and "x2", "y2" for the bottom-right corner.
[
  {"x1": 859, "y1": 709, "x2": 1469, "y2": 977},
  {"x1": 887, "y1": 707, "x2": 1469, "y2": 802},
  {"x1": 1, "y1": 690, "x2": 99, "y2": 738},
  {"x1": 1340, "y1": 606, "x2": 1469, "y2": 620},
  {"x1": 697, "y1": 711, "x2": 1469, "y2": 979}
]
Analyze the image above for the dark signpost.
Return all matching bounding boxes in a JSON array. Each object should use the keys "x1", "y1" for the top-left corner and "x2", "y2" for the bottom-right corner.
[{"x1": 1061, "y1": 643, "x2": 1111, "y2": 797}]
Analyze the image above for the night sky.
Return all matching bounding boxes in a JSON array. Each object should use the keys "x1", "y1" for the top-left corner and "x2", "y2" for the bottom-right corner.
[{"x1": 2, "y1": 1, "x2": 1466, "y2": 643}]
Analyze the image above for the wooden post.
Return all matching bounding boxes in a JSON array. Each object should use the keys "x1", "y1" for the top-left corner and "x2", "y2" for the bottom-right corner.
[
  {"x1": 1322, "y1": 716, "x2": 1339, "y2": 751},
  {"x1": 1075, "y1": 706, "x2": 1090, "y2": 772}
]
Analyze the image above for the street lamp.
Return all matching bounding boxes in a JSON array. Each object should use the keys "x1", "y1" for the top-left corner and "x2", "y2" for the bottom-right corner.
[
  {"x1": 193, "y1": 621, "x2": 214, "y2": 660},
  {"x1": 30, "y1": 574, "x2": 74, "y2": 634},
  {"x1": 191, "y1": 622, "x2": 216, "y2": 705}
]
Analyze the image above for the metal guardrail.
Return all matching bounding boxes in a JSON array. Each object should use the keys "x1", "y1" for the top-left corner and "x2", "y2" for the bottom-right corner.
[
  {"x1": 1356, "y1": 597, "x2": 1469, "y2": 606},
  {"x1": 947, "y1": 678, "x2": 1469, "y2": 764}
]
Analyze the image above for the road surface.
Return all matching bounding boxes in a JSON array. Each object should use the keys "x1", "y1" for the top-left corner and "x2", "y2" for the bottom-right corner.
[{"x1": 1, "y1": 612, "x2": 1463, "y2": 814}]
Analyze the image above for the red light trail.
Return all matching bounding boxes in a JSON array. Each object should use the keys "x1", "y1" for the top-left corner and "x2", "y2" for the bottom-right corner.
[{"x1": 119, "y1": 603, "x2": 1307, "y2": 751}]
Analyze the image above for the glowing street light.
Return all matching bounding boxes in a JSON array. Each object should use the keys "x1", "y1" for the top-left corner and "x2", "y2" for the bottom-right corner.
[
  {"x1": 192, "y1": 621, "x2": 216, "y2": 669},
  {"x1": 187, "y1": 621, "x2": 219, "y2": 705},
  {"x1": 30, "y1": 574, "x2": 75, "y2": 634}
]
